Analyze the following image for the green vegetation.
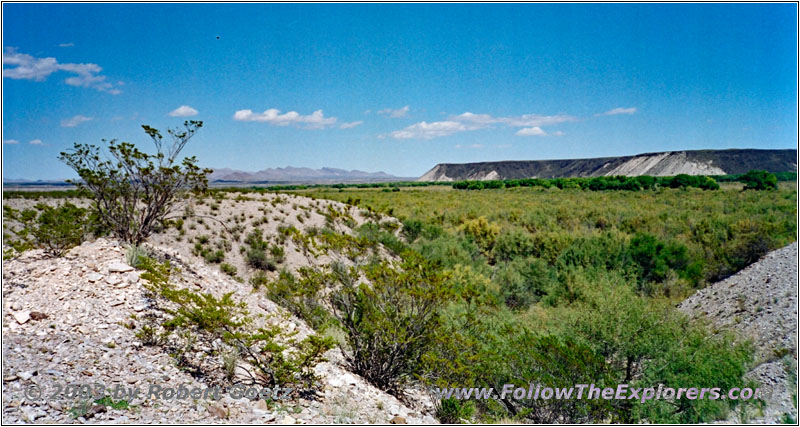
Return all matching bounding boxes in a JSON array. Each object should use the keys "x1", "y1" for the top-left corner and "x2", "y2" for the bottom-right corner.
[
  {"x1": 137, "y1": 257, "x2": 334, "y2": 390},
  {"x1": 3, "y1": 202, "x2": 91, "y2": 258},
  {"x1": 452, "y1": 174, "x2": 720, "y2": 191},
  {"x1": 740, "y1": 170, "x2": 779, "y2": 191},
  {"x1": 58, "y1": 121, "x2": 210, "y2": 244},
  {"x1": 272, "y1": 179, "x2": 795, "y2": 423}
]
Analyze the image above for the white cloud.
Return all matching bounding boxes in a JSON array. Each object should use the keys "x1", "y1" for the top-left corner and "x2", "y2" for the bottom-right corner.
[
  {"x1": 502, "y1": 114, "x2": 577, "y2": 127},
  {"x1": 3, "y1": 47, "x2": 122, "y2": 94},
  {"x1": 390, "y1": 120, "x2": 480, "y2": 139},
  {"x1": 340, "y1": 121, "x2": 363, "y2": 129},
  {"x1": 452, "y1": 112, "x2": 500, "y2": 126},
  {"x1": 378, "y1": 105, "x2": 410, "y2": 118},
  {"x1": 29, "y1": 139, "x2": 43, "y2": 145},
  {"x1": 389, "y1": 111, "x2": 577, "y2": 139},
  {"x1": 233, "y1": 108, "x2": 337, "y2": 129},
  {"x1": 2, "y1": 48, "x2": 59, "y2": 81},
  {"x1": 3, "y1": 139, "x2": 19, "y2": 144},
  {"x1": 169, "y1": 105, "x2": 199, "y2": 117},
  {"x1": 552, "y1": 131, "x2": 565, "y2": 136},
  {"x1": 452, "y1": 112, "x2": 577, "y2": 128},
  {"x1": 516, "y1": 126, "x2": 547, "y2": 136},
  {"x1": 597, "y1": 107, "x2": 637, "y2": 116},
  {"x1": 455, "y1": 143, "x2": 484, "y2": 149},
  {"x1": 58, "y1": 43, "x2": 74, "y2": 47},
  {"x1": 61, "y1": 115, "x2": 93, "y2": 127}
]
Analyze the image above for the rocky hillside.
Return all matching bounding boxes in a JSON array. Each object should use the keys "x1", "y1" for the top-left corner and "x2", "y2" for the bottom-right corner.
[
  {"x1": 418, "y1": 149, "x2": 797, "y2": 181},
  {"x1": 679, "y1": 242, "x2": 798, "y2": 423},
  {"x1": 2, "y1": 194, "x2": 436, "y2": 424}
]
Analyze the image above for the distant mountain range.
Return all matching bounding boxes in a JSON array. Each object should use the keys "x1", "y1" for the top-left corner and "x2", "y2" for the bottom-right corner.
[
  {"x1": 208, "y1": 166, "x2": 405, "y2": 184},
  {"x1": 418, "y1": 149, "x2": 798, "y2": 182},
  {"x1": 3, "y1": 167, "x2": 405, "y2": 187}
]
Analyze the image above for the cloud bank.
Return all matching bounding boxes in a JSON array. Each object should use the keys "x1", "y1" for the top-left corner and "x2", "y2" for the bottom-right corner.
[
  {"x1": 390, "y1": 112, "x2": 577, "y2": 139},
  {"x1": 233, "y1": 108, "x2": 338, "y2": 129},
  {"x1": 3, "y1": 47, "x2": 122, "y2": 94}
]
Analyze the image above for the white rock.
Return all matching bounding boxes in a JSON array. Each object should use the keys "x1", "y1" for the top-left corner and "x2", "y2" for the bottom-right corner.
[
  {"x1": 12, "y1": 311, "x2": 30, "y2": 324},
  {"x1": 10, "y1": 301, "x2": 23, "y2": 311},
  {"x1": 280, "y1": 415, "x2": 296, "y2": 424},
  {"x1": 106, "y1": 275, "x2": 122, "y2": 285},
  {"x1": 87, "y1": 273, "x2": 104, "y2": 283},
  {"x1": 108, "y1": 263, "x2": 134, "y2": 273},
  {"x1": 341, "y1": 372, "x2": 358, "y2": 386},
  {"x1": 132, "y1": 304, "x2": 146, "y2": 312},
  {"x1": 18, "y1": 371, "x2": 34, "y2": 381},
  {"x1": 21, "y1": 406, "x2": 46, "y2": 422}
]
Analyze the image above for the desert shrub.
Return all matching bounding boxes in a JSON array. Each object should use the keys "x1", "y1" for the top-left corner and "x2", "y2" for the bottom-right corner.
[
  {"x1": 203, "y1": 249, "x2": 225, "y2": 264},
  {"x1": 556, "y1": 232, "x2": 628, "y2": 271},
  {"x1": 494, "y1": 257, "x2": 554, "y2": 309},
  {"x1": 485, "y1": 332, "x2": 617, "y2": 423},
  {"x1": 220, "y1": 263, "x2": 237, "y2": 276},
  {"x1": 730, "y1": 232, "x2": 774, "y2": 270},
  {"x1": 249, "y1": 271, "x2": 269, "y2": 290},
  {"x1": 3, "y1": 202, "x2": 89, "y2": 257},
  {"x1": 460, "y1": 216, "x2": 500, "y2": 255},
  {"x1": 740, "y1": 170, "x2": 778, "y2": 190},
  {"x1": 59, "y1": 121, "x2": 210, "y2": 244},
  {"x1": 627, "y1": 233, "x2": 690, "y2": 292},
  {"x1": 247, "y1": 248, "x2": 278, "y2": 271},
  {"x1": 492, "y1": 228, "x2": 536, "y2": 262},
  {"x1": 435, "y1": 398, "x2": 476, "y2": 424},
  {"x1": 126, "y1": 245, "x2": 151, "y2": 268},
  {"x1": 329, "y1": 254, "x2": 453, "y2": 392},
  {"x1": 402, "y1": 219, "x2": 424, "y2": 242},
  {"x1": 266, "y1": 268, "x2": 335, "y2": 331},
  {"x1": 530, "y1": 231, "x2": 573, "y2": 265},
  {"x1": 245, "y1": 230, "x2": 279, "y2": 271},
  {"x1": 553, "y1": 272, "x2": 754, "y2": 422},
  {"x1": 269, "y1": 245, "x2": 286, "y2": 263},
  {"x1": 415, "y1": 235, "x2": 483, "y2": 269},
  {"x1": 139, "y1": 257, "x2": 334, "y2": 389}
]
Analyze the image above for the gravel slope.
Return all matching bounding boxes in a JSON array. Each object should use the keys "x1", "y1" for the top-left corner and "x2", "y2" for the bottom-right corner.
[{"x1": 679, "y1": 242, "x2": 798, "y2": 423}]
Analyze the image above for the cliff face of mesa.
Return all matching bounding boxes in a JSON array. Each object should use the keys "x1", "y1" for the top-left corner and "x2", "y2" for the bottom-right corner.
[{"x1": 418, "y1": 149, "x2": 797, "y2": 181}]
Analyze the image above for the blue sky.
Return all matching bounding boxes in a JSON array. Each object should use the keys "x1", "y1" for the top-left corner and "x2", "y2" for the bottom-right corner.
[{"x1": 3, "y1": 3, "x2": 797, "y2": 180}]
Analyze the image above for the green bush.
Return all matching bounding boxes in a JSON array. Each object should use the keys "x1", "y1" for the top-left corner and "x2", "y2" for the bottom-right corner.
[
  {"x1": 492, "y1": 228, "x2": 536, "y2": 263},
  {"x1": 203, "y1": 249, "x2": 225, "y2": 264},
  {"x1": 460, "y1": 216, "x2": 500, "y2": 255},
  {"x1": 139, "y1": 257, "x2": 334, "y2": 389},
  {"x1": 435, "y1": 398, "x2": 475, "y2": 424},
  {"x1": 329, "y1": 254, "x2": 453, "y2": 392},
  {"x1": 249, "y1": 270, "x2": 269, "y2": 290},
  {"x1": 59, "y1": 121, "x2": 210, "y2": 244},
  {"x1": 402, "y1": 219, "x2": 424, "y2": 242},
  {"x1": 3, "y1": 202, "x2": 89, "y2": 257},
  {"x1": 246, "y1": 248, "x2": 277, "y2": 271},
  {"x1": 494, "y1": 257, "x2": 553, "y2": 309},
  {"x1": 627, "y1": 233, "x2": 690, "y2": 292},
  {"x1": 740, "y1": 170, "x2": 778, "y2": 190},
  {"x1": 220, "y1": 263, "x2": 237, "y2": 276},
  {"x1": 266, "y1": 268, "x2": 334, "y2": 331}
]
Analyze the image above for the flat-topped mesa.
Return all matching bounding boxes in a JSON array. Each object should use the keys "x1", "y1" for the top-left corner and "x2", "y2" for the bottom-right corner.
[{"x1": 418, "y1": 148, "x2": 798, "y2": 182}]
